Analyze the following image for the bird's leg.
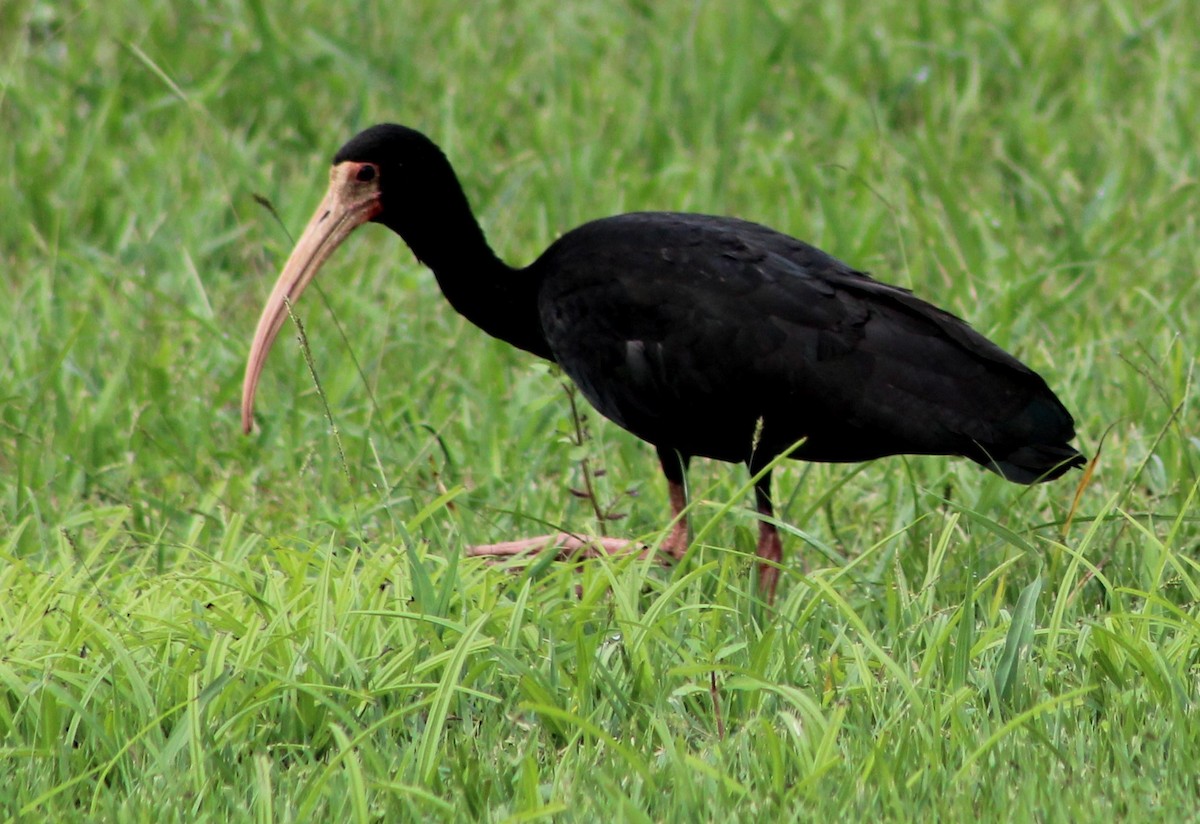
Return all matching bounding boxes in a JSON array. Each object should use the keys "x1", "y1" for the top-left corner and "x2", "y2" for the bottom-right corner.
[
  {"x1": 751, "y1": 465, "x2": 783, "y2": 604},
  {"x1": 657, "y1": 446, "x2": 692, "y2": 561},
  {"x1": 661, "y1": 480, "x2": 690, "y2": 559}
]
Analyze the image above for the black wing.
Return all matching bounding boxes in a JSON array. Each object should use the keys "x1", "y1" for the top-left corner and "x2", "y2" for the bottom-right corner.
[{"x1": 535, "y1": 212, "x2": 1082, "y2": 482}]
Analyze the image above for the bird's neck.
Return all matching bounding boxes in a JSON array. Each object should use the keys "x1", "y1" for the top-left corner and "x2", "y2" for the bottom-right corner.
[{"x1": 383, "y1": 200, "x2": 552, "y2": 360}]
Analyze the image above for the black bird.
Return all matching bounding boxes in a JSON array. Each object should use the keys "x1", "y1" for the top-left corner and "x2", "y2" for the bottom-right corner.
[{"x1": 242, "y1": 124, "x2": 1085, "y2": 602}]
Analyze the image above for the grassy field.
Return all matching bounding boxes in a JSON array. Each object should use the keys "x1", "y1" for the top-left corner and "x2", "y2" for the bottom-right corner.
[{"x1": 2, "y1": 0, "x2": 1198, "y2": 820}]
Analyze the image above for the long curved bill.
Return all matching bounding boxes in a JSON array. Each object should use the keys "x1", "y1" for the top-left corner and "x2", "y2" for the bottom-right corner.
[{"x1": 241, "y1": 162, "x2": 382, "y2": 433}]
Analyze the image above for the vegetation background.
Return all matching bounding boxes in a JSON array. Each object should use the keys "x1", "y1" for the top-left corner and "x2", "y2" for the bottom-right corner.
[{"x1": 1, "y1": 0, "x2": 1197, "y2": 820}]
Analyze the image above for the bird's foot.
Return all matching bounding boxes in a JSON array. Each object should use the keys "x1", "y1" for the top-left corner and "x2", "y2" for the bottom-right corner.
[
  {"x1": 659, "y1": 518, "x2": 690, "y2": 562},
  {"x1": 466, "y1": 532, "x2": 651, "y2": 561}
]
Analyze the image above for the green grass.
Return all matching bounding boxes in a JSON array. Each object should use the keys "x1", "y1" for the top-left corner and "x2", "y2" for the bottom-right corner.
[{"x1": 2, "y1": 0, "x2": 1198, "y2": 819}]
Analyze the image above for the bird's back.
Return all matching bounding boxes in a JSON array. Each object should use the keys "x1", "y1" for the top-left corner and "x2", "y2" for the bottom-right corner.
[{"x1": 534, "y1": 212, "x2": 1083, "y2": 482}]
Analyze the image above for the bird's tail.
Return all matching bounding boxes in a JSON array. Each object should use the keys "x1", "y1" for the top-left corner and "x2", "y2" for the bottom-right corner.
[{"x1": 983, "y1": 442, "x2": 1086, "y2": 485}]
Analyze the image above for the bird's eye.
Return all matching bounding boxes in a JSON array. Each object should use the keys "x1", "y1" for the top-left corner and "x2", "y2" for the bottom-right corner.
[{"x1": 356, "y1": 164, "x2": 377, "y2": 182}]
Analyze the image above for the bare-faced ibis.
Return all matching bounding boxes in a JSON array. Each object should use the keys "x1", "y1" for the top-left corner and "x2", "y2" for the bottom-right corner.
[{"x1": 242, "y1": 124, "x2": 1085, "y2": 602}]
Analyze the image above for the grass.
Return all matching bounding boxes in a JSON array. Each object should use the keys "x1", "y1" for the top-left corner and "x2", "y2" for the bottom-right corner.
[{"x1": 1, "y1": 0, "x2": 1198, "y2": 819}]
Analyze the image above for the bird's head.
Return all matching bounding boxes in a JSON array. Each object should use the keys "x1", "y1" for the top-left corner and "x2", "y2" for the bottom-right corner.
[{"x1": 240, "y1": 124, "x2": 453, "y2": 434}]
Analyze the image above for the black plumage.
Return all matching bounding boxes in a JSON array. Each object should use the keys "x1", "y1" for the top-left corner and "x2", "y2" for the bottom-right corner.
[{"x1": 242, "y1": 124, "x2": 1085, "y2": 601}]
